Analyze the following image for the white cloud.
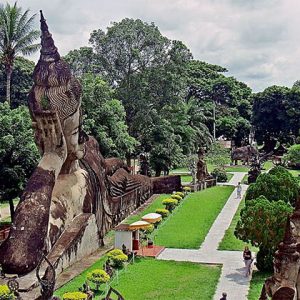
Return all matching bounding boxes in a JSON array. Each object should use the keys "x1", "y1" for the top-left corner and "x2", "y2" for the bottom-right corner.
[{"x1": 5, "y1": 0, "x2": 300, "y2": 91}]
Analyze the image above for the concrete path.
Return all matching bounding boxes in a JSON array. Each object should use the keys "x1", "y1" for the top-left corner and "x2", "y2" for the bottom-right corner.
[{"x1": 158, "y1": 172, "x2": 251, "y2": 300}]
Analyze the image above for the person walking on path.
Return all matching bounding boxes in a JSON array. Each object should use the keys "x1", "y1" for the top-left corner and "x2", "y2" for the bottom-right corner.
[
  {"x1": 243, "y1": 246, "x2": 253, "y2": 277},
  {"x1": 236, "y1": 182, "x2": 242, "y2": 198},
  {"x1": 220, "y1": 292, "x2": 227, "y2": 300}
]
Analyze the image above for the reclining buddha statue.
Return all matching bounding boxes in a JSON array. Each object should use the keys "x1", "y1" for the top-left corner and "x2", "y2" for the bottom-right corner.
[{"x1": 0, "y1": 11, "x2": 154, "y2": 276}]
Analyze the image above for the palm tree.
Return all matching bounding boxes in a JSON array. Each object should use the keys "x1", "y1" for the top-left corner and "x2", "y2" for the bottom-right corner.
[{"x1": 0, "y1": 2, "x2": 39, "y2": 106}]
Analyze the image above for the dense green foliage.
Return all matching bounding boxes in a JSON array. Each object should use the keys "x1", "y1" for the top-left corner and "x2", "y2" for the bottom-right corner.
[
  {"x1": 252, "y1": 85, "x2": 300, "y2": 150},
  {"x1": 106, "y1": 249, "x2": 128, "y2": 268},
  {"x1": 218, "y1": 198, "x2": 257, "y2": 251},
  {"x1": 0, "y1": 103, "x2": 39, "y2": 218},
  {"x1": 81, "y1": 74, "x2": 136, "y2": 157},
  {"x1": 211, "y1": 168, "x2": 228, "y2": 182},
  {"x1": 246, "y1": 166, "x2": 299, "y2": 206},
  {"x1": 235, "y1": 196, "x2": 292, "y2": 271},
  {"x1": 0, "y1": 284, "x2": 15, "y2": 300},
  {"x1": 0, "y1": 57, "x2": 34, "y2": 107},
  {"x1": 284, "y1": 144, "x2": 300, "y2": 168},
  {"x1": 0, "y1": 2, "x2": 39, "y2": 105},
  {"x1": 205, "y1": 142, "x2": 230, "y2": 168},
  {"x1": 86, "y1": 269, "x2": 110, "y2": 290}
]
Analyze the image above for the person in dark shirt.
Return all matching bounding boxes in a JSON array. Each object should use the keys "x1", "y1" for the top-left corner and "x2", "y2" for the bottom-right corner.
[
  {"x1": 220, "y1": 292, "x2": 227, "y2": 300},
  {"x1": 243, "y1": 246, "x2": 253, "y2": 276}
]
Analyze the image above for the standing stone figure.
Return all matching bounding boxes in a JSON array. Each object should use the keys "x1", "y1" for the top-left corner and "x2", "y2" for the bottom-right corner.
[
  {"x1": 259, "y1": 208, "x2": 300, "y2": 300},
  {"x1": 196, "y1": 147, "x2": 209, "y2": 183},
  {"x1": 0, "y1": 11, "x2": 153, "y2": 277}
]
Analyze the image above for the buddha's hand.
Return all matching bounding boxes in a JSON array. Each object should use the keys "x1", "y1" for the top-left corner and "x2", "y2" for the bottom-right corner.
[{"x1": 34, "y1": 111, "x2": 67, "y2": 171}]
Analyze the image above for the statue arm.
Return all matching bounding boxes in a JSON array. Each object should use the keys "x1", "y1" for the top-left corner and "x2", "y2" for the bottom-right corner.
[{"x1": 0, "y1": 111, "x2": 67, "y2": 275}]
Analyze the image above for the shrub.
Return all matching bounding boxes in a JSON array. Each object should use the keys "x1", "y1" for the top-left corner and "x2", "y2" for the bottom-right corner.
[
  {"x1": 0, "y1": 285, "x2": 15, "y2": 300},
  {"x1": 175, "y1": 192, "x2": 184, "y2": 198},
  {"x1": 107, "y1": 249, "x2": 128, "y2": 268},
  {"x1": 162, "y1": 198, "x2": 178, "y2": 211},
  {"x1": 235, "y1": 196, "x2": 293, "y2": 271},
  {"x1": 284, "y1": 144, "x2": 300, "y2": 168},
  {"x1": 143, "y1": 224, "x2": 154, "y2": 235},
  {"x1": 211, "y1": 168, "x2": 227, "y2": 182},
  {"x1": 63, "y1": 291, "x2": 87, "y2": 300},
  {"x1": 87, "y1": 269, "x2": 110, "y2": 290},
  {"x1": 183, "y1": 186, "x2": 191, "y2": 192},
  {"x1": 155, "y1": 208, "x2": 169, "y2": 218},
  {"x1": 171, "y1": 194, "x2": 182, "y2": 201},
  {"x1": 246, "y1": 166, "x2": 299, "y2": 206}
]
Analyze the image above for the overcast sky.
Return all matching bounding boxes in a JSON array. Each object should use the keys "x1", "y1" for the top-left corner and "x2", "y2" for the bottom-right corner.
[{"x1": 6, "y1": 0, "x2": 300, "y2": 91}]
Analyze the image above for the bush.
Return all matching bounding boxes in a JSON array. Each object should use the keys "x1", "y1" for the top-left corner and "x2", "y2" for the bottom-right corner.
[
  {"x1": 183, "y1": 186, "x2": 191, "y2": 192},
  {"x1": 235, "y1": 196, "x2": 292, "y2": 271},
  {"x1": 211, "y1": 168, "x2": 227, "y2": 182},
  {"x1": 171, "y1": 194, "x2": 182, "y2": 201},
  {"x1": 107, "y1": 249, "x2": 128, "y2": 268},
  {"x1": 246, "y1": 166, "x2": 299, "y2": 206},
  {"x1": 0, "y1": 285, "x2": 15, "y2": 300},
  {"x1": 63, "y1": 291, "x2": 87, "y2": 300},
  {"x1": 86, "y1": 269, "x2": 110, "y2": 290},
  {"x1": 143, "y1": 224, "x2": 154, "y2": 235},
  {"x1": 284, "y1": 144, "x2": 300, "y2": 168},
  {"x1": 155, "y1": 208, "x2": 169, "y2": 218},
  {"x1": 256, "y1": 247, "x2": 274, "y2": 272},
  {"x1": 175, "y1": 192, "x2": 184, "y2": 198},
  {"x1": 162, "y1": 198, "x2": 178, "y2": 211}
]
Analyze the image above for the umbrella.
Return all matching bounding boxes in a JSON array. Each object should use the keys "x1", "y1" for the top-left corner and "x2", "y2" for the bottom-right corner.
[
  {"x1": 142, "y1": 213, "x2": 162, "y2": 223},
  {"x1": 129, "y1": 220, "x2": 151, "y2": 230}
]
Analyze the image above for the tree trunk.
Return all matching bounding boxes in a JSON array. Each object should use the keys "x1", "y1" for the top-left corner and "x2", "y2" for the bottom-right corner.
[
  {"x1": 6, "y1": 66, "x2": 12, "y2": 107},
  {"x1": 8, "y1": 198, "x2": 15, "y2": 222}
]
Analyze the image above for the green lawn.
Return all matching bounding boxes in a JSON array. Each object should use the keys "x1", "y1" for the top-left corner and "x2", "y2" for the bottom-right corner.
[
  {"x1": 154, "y1": 186, "x2": 234, "y2": 249},
  {"x1": 242, "y1": 174, "x2": 248, "y2": 185},
  {"x1": 180, "y1": 175, "x2": 192, "y2": 182},
  {"x1": 247, "y1": 271, "x2": 271, "y2": 300},
  {"x1": 226, "y1": 173, "x2": 234, "y2": 182},
  {"x1": 218, "y1": 198, "x2": 257, "y2": 252},
  {"x1": 56, "y1": 258, "x2": 221, "y2": 300},
  {"x1": 263, "y1": 161, "x2": 274, "y2": 171},
  {"x1": 289, "y1": 169, "x2": 300, "y2": 177},
  {"x1": 110, "y1": 259, "x2": 221, "y2": 300},
  {"x1": 124, "y1": 194, "x2": 170, "y2": 224}
]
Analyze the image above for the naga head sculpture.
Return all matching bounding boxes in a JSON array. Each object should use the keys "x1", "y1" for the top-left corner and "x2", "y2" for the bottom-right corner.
[{"x1": 28, "y1": 11, "x2": 87, "y2": 167}]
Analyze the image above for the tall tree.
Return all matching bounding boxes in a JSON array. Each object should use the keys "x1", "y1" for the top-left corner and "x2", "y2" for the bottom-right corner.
[
  {"x1": 0, "y1": 56, "x2": 34, "y2": 107},
  {"x1": 252, "y1": 86, "x2": 290, "y2": 151},
  {"x1": 0, "y1": 2, "x2": 39, "y2": 106},
  {"x1": 81, "y1": 74, "x2": 137, "y2": 158}
]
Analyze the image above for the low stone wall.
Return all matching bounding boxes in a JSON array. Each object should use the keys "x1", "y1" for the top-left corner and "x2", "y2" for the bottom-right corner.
[{"x1": 151, "y1": 175, "x2": 181, "y2": 193}]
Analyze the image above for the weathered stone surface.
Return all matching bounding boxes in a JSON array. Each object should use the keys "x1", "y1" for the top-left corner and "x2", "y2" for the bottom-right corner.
[
  {"x1": 0, "y1": 12, "x2": 154, "y2": 296},
  {"x1": 231, "y1": 145, "x2": 258, "y2": 165},
  {"x1": 152, "y1": 175, "x2": 181, "y2": 194}
]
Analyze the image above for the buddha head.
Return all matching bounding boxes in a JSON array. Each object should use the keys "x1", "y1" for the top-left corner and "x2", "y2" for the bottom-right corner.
[{"x1": 29, "y1": 11, "x2": 87, "y2": 163}]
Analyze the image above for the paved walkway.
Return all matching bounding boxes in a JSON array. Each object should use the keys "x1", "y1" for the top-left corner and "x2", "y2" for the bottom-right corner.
[{"x1": 158, "y1": 172, "x2": 251, "y2": 300}]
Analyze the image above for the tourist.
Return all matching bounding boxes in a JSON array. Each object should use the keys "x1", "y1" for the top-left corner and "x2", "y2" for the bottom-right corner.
[
  {"x1": 236, "y1": 182, "x2": 242, "y2": 198},
  {"x1": 220, "y1": 292, "x2": 227, "y2": 300},
  {"x1": 243, "y1": 246, "x2": 253, "y2": 276}
]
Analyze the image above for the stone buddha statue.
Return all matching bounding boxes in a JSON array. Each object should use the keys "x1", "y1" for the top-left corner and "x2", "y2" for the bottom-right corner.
[{"x1": 0, "y1": 11, "x2": 153, "y2": 276}]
